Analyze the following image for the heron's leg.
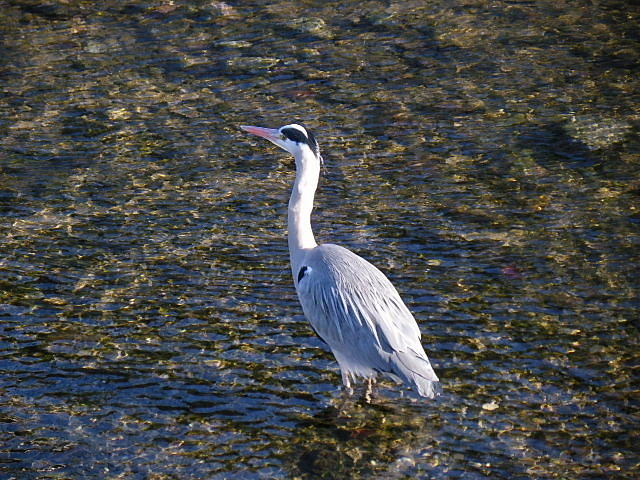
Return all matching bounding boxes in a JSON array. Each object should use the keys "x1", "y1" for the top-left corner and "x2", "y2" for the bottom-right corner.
[
  {"x1": 364, "y1": 377, "x2": 376, "y2": 403},
  {"x1": 341, "y1": 371, "x2": 354, "y2": 396}
]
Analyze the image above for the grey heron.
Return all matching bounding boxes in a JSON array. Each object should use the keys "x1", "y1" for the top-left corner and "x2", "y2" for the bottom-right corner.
[{"x1": 241, "y1": 123, "x2": 440, "y2": 399}]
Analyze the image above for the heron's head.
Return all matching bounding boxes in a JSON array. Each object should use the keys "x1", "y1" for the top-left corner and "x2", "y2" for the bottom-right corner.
[{"x1": 241, "y1": 123, "x2": 322, "y2": 164}]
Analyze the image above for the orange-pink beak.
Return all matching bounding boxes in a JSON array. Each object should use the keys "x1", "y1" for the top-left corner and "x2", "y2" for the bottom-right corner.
[{"x1": 241, "y1": 125, "x2": 281, "y2": 143}]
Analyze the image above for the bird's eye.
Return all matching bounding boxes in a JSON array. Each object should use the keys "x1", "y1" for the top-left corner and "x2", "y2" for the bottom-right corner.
[{"x1": 280, "y1": 133, "x2": 287, "y2": 141}]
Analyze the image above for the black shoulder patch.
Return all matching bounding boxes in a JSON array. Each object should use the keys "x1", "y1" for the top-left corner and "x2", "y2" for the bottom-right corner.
[{"x1": 297, "y1": 265, "x2": 308, "y2": 283}]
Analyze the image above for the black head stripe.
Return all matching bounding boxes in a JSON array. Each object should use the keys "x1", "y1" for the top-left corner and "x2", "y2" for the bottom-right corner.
[
  {"x1": 305, "y1": 129, "x2": 319, "y2": 156},
  {"x1": 280, "y1": 124, "x2": 321, "y2": 160},
  {"x1": 281, "y1": 127, "x2": 308, "y2": 144}
]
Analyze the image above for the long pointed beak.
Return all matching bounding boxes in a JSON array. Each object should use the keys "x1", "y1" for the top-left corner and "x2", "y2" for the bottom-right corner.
[{"x1": 241, "y1": 125, "x2": 281, "y2": 143}]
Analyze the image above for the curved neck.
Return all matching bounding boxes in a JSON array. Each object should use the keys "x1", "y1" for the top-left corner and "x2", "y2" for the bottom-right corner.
[{"x1": 288, "y1": 150, "x2": 319, "y2": 275}]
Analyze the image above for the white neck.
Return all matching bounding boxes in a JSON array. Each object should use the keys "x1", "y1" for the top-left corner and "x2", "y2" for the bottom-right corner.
[{"x1": 288, "y1": 148, "x2": 319, "y2": 277}]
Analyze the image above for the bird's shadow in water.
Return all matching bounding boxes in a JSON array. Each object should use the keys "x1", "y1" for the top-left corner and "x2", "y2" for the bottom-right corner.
[{"x1": 282, "y1": 387, "x2": 442, "y2": 479}]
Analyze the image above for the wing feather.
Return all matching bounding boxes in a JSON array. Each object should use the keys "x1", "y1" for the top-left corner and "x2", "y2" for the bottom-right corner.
[
  {"x1": 296, "y1": 244, "x2": 425, "y2": 358},
  {"x1": 295, "y1": 244, "x2": 439, "y2": 397}
]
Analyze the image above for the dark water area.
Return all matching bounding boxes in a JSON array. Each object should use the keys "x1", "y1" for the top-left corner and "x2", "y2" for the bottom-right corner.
[{"x1": 1, "y1": 0, "x2": 638, "y2": 478}]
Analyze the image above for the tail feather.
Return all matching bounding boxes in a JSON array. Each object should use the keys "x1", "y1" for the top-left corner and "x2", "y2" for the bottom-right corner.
[{"x1": 391, "y1": 349, "x2": 441, "y2": 399}]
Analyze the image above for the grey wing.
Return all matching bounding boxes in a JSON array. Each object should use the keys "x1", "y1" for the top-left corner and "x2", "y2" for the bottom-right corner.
[
  {"x1": 296, "y1": 245, "x2": 418, "y2": 347},
  {"x1": 295, "y1": 244, "x2": 439, "y2": 396}
]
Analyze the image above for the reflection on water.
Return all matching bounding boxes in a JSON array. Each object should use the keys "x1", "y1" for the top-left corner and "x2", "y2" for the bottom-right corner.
[
  {"x1": 1, "y1": 0, "x2": 638, "y2": 478},
  {"x1": 287, "y1": 400, "x2": 442, "y2": 479}
]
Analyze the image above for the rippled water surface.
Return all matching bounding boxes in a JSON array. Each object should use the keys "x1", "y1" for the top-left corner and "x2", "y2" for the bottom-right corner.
[{"x1": 1, "y1": 0, "x2": 638, "y2": 478}]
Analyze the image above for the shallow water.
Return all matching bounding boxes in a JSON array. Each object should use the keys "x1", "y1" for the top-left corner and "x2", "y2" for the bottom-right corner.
[{"x1": 1, "y1": 0, "x2": 638, "y2": 478}]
